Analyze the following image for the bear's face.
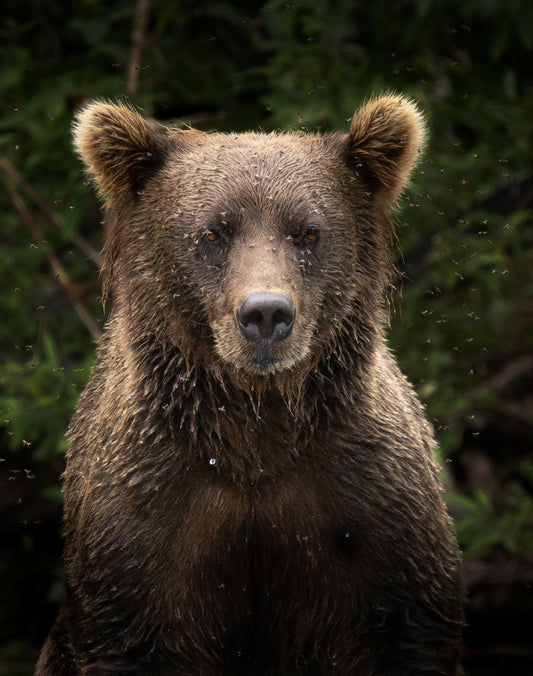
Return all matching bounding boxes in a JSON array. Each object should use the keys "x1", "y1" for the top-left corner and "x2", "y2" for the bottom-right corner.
[
  {"x1": 152, "y1": 134, "x2": 362, "y2": 374},
  {"x1": 74, "y1": 96, "x2": 425, "y2": 376}
]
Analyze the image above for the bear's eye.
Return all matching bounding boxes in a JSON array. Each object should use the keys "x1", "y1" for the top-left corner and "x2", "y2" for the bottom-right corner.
[
  {"x1": 292, "y1": 228, "x2": 319, "y2": 245},
  {"x1": 304, "y1": 229, "x2": 319, "y2": 242},
  {"x1": 203, "y1": 229, "x2": 221, "y2": 243}
]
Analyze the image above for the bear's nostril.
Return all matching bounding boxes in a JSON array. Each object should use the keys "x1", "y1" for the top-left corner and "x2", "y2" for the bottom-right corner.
[
  {"x1": 272, "y1": 310, "x2": 288, "y2": 325},
  {"x1": 237, "y1": 293, "x2": 296, "y2": 345},
  {"x1": 245, "y1": 310, "x2": 264, "y2": 327}
]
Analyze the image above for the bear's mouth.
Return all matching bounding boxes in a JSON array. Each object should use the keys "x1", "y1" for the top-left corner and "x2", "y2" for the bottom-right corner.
[
  {"x1": 234, "y1": 344, "x2": 297, "y2": 375},
  {"x1": 241, "y1": 348, "x2": 287, "y2": 375}
]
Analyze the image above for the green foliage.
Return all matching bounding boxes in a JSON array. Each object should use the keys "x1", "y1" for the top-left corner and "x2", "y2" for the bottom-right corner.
[
  {"x1": 391, "y1": 206, "x2": 533, "y2": 458},
  {"x1": 1, "y1": 335, "x2": 92, "y2": 460},
  {"x1": 449, "y1": 463, "x2": 533, "y2": 558}
]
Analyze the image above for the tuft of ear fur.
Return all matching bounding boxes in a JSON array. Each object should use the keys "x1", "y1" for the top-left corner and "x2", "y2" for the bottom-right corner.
[
  {"x1": 347, "y1": 94, "x2": 426, "y2": 204},
  {"x1": 73, "y1": 101, "x2": 173, "y2": 199}
]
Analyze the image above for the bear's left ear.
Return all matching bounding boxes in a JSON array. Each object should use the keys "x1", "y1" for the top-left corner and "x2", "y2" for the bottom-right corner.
[
  {"x1": 73, "y1": 101, "x2": 177, "y2": 200},
  {"x1": 346, "y1": 94, "x2": 426, "y2": 204}
]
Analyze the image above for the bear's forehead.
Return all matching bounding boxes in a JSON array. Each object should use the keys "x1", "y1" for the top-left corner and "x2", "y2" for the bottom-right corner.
[
  {"x1": 156, "y1": 133, "x2": 349, "y2": 228},
  {"x1": 170, "y1": 131, "x2": 343, "y2": 177},
  {"x1": 161, "y1": 131, "x2": 351, "y2": 215}
]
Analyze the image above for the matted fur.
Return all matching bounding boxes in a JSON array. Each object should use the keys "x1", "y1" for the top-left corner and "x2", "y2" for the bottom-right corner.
[{"x1": 38, "y1": 95, "x2": 463, "y2": 675}]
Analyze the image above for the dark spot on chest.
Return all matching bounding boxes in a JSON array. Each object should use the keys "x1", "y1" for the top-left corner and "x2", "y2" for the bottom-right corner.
[{"x1": 334, "y1": 527, "x2": 360, "y2": 559}]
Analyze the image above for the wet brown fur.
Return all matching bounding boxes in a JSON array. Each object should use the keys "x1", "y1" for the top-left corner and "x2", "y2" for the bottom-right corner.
[{"x1": 37, "y1": 96, "x2": 463, "y2": 675}]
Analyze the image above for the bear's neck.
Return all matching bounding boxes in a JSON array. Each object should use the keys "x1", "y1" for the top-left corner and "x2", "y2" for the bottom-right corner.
[{"x1": 127, "y1": 321, "x2": 376, "y2": 484}]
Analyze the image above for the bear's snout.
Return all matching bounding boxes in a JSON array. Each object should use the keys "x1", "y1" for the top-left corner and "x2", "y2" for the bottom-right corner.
[{"x1": 237, "y1": 293, "x2": 296, "y2": 345}]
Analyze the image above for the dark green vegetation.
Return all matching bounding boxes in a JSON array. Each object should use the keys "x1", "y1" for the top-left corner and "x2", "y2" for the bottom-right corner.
[{"x1": 1, "y1": 0, "x2": 532, "y2": 671}]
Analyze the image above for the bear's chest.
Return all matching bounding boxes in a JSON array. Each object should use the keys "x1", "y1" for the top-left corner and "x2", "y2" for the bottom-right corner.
[
  {"x1": 152, "y1": 470, "x2": 383, "y2": 668},
  {"x1": 169, "y1": 468, "x2": 372, "y2": 596}
]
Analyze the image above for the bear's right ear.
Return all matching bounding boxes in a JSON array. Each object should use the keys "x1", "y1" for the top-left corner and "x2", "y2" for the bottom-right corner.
[
  {"x1": 73, "y1": 101, "x2": 175, "y2": 199},
  {"x1": 345, "y1": 94, "x2": 426, "y2": 205}
]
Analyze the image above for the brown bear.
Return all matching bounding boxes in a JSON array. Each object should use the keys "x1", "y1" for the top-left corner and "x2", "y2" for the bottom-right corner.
[{"x1": 37, "y1": 95, "x2": 463, "y2": 675}]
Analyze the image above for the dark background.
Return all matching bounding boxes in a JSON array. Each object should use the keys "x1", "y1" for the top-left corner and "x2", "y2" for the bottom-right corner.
[{"x1": 1, "y1": 1, "x2": 532, "y2": 673}]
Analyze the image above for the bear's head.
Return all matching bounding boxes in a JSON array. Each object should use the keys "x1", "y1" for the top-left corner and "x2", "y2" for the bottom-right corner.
[{"x1": 74, "y1": 95, "x2": 425, "y2": 377}]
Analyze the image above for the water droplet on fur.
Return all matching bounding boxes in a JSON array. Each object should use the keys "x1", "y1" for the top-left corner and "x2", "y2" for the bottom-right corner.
[{"x1": 209, "y1": 458, "x2": 216, "y2": 466}]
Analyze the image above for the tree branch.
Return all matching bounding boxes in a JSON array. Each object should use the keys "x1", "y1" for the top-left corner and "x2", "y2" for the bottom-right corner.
[
  {"x1": 0, "y1": 163, "x2": 101, "y2": 341},
  {"x1": 0, "y1": 156, "x2": 102, "y2": 268},
  {"x1": 126, "y1": 0, "x2": 151, "y2": 100}
]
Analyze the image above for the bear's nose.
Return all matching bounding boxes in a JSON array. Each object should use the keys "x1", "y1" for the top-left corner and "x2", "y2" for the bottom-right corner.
[{"x1": 237, "y1": 293, "x2": 296, "y2": 345}]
